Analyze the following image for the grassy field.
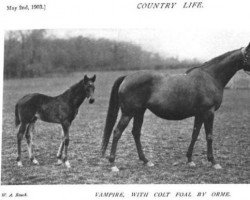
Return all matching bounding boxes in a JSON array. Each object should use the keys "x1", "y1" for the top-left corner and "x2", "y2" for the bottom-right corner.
[{"x1": 1, "y1": 70, "x2": 250, "y2": 184}]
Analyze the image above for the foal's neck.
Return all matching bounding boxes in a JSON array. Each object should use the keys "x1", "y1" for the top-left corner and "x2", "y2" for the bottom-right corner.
[
  {"x1": 61, "y1": 84, "x2": 86, "y2": 109},
  {"x1": 203, "y1": 49, "x2": 244, "y2": 88}
]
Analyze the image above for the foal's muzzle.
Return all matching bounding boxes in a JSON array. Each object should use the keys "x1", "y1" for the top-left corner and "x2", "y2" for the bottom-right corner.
[
  {"x1": 89, "y1": 98, "x2": 95, "y2": 104},
  {"x1": 87, "y1": 89, "x2": 95, "y2": 104}
]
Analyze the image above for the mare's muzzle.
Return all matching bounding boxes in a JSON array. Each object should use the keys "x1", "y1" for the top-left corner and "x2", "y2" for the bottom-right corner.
[{"x1": 244, "y1": 69, "x2": 250, "y2": 75}]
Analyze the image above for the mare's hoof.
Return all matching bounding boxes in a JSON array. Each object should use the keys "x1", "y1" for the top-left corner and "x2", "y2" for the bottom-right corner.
[
  {"x1": 32, "y1": 159, "x2": 39, "y2": 165},
  {"x1": 187, "y1": 161, "x2": 196, "y2": 167},
  {"x1": 111, "y1": 166, "x2": 119, "y2": 172},
  {"x1": 56, "y1": 159, "x2": 63, "y2": 166},
  {"x1": 213, "y1": 163, "x2": 222, "y2": 170},
  {"x1": 146, "y1": 161, "x2": 154, "y2": 167},
  {"x1": 65, "y1": 161, "x2": 71, "y2": 168},
  {"x1": 17, "y1": 161, "x2": 23, "y2": 167}
]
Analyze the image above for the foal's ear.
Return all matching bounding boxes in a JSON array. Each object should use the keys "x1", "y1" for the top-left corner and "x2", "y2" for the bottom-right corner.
[
  {"x1": 91, "y1": 74, "x2": 96, "y2": 82},
  {"x1": 83, "y1": 75, "x2": 89, "y2": 83}
]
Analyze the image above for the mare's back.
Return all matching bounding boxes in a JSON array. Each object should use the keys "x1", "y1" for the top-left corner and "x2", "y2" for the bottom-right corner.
[{"x1": 119, "y1": 71, "x2": 165, "y2": 92}]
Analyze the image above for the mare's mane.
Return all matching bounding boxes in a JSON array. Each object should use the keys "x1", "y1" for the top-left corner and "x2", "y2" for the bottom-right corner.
[{"x1": 185, "y1": 49, "x2": 240, "y2": 74}]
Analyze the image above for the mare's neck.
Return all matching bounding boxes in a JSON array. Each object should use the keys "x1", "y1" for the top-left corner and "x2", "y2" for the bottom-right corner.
[{"x1": 202, "y1": 50, "x2": 244, "y2": 88}]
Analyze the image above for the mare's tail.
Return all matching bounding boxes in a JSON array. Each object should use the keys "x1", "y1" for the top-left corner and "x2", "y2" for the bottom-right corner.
[
  {"x1": 15, "y1": 104, "x2": 20, "y2": 127},
  {"x1": 101, "y1": 75, "x2": 126, "y2": 157}
]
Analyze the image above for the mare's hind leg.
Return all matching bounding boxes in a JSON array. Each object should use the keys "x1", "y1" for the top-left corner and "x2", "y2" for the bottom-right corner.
[
  {"x1": 109, "y1": 113, "x2": 132, "y2": 172},
  {"x1": 25, "y1": 122, "x2": 39, "y2": 165},
  {"x1": 132, "y1": 111, "x2": 153, "y2": 167},
  {"x1": 186, "y1": 115, "x2": 203, "y2": 167},
  {"x1": 203, "y1": 109, "x2": 222, "y2": 169},
  {"x1": 16, "y1": 123, "x2": 27, "y2": 167}
]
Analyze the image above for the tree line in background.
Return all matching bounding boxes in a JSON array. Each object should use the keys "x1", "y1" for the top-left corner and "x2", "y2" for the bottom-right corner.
[{"x1": 4, "y1": 30, "x2": 201, "y2": 79}]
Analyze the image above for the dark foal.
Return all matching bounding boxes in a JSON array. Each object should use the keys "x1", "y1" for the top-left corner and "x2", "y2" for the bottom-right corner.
[
  {"x1": 101, "y1": 43, "x2": 250, "y2": 172},
  {"x1": 15, "y1": 75, "x2": 96, "y2": 168}
]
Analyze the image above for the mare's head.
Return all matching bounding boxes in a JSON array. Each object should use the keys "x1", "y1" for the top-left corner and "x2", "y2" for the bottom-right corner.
[
  {"x1": 83, "y1": 74, "x2": 96, "y2": 104},
  {"x1": 242, "y1": 43, "x2": 250, "y2": 73}
]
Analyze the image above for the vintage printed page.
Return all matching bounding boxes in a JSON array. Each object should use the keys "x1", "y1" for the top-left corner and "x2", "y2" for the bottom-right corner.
[{"x1": 0, "y1": 0, "x2": 249, "y2": 199}]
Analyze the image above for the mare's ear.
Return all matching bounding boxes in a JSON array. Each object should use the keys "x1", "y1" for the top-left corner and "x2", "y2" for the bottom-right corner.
[
  {"x1": 91, "y1": 74, "x2": 96, "y2": 82},
  {"x1": 83, "y1": 75, "x2": 89, "y2": 83}
]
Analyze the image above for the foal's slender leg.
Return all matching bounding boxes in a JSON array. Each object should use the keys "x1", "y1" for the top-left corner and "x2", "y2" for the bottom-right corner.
[
  {"x1": 186, "y1": 115, "x2": 203, "y2": 167},
  {"x1": 16, "y1": 123, "x2": 27, "y2": 166},
  {"x1": 204, "y1": 109, "x2": 222, "y2": 169},
  {"x1": 56, "y1": 126, "x2": 65, "y2": 165},
  {"x1": 62, "y1": 121, "x2": 71, "y2": 168},
  {"x1": 132, "y1": 111, "x2": 153, "y2": 167},
  {"x1": 25, "y1": 122, "x2": 39, "y2": 165},
  {"x1": 109, "y1": 114, "x2": 132, "y2": 172}
]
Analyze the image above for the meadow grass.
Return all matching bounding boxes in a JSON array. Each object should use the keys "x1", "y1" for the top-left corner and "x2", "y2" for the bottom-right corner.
[{"x1": 1, "y1": 70, "x2": 250, "y2": 184}]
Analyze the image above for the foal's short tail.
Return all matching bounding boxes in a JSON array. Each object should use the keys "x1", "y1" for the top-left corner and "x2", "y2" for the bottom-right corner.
[
  {"x1": 15, "y1": 104, "x2": 20, "y2": 127},
  {"x1": 101, "y1": 75, "x2": 126, "y2": 157}
]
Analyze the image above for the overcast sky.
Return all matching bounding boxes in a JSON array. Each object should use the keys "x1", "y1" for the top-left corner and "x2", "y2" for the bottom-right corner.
[
  {"x1": 3, "y1": 0, "x2": 247, "y2": 62},
  {"x1": 48, "y1": 28, "x2": 250, "y2": 61},
  {"x1": 41, "y1": 0, "x2": 250, "y2": 61}
]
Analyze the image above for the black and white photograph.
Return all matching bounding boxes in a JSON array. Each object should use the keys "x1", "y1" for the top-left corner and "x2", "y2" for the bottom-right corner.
[{"x1": 0, "y1": 0, "x2": 249, "y2": 199}]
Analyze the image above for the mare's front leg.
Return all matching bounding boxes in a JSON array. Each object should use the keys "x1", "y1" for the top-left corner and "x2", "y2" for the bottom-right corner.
[
  {"x1": 109, "y1": 114, "x2": 132, "y2": 172},
  {"x1": 203, "y1": 108, "x2": 222, "y2": 169},
  {"x1": 186, "y1": 115, "x2": 203, "y2": 167}
]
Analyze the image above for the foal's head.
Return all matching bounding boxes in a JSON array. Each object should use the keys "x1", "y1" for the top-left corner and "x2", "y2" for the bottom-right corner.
[
  {"x1": 83, "y1": 74, "x2": 96, "y2": 104},
  {"x1": 242, "y1": 43, "x2": 250, "y2": 73}
]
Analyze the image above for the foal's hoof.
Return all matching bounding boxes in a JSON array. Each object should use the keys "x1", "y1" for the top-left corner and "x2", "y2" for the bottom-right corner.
[
  {"x1": 111, "y1": 166, "x2": 119, "y2": 172},
  {"x1": 212, "y1": 163, "x2": 222, "y2": 170},
  {"x1": 187, "y1": 161, "x2": 196, "y2": 167},
  {"x1": 32, "y1": 159, "x2": 39, "y2": 165},
  {"x1": 146, "y1": 161, "x2": 154, "y2": 167},
  {"x1": 17, "y1": 161, "x2": 23, "y2": 167},
  {"x1": 65, "y1": 160, "x2": 71, "y2": 168},
  {"x1": 56, "y1": 159, "x2": 63, "y2": 166}
]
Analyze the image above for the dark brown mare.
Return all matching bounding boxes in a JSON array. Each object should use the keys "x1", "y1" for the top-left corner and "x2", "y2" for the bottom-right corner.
[
  {"x1": 101, "y1": 44, "x2": 250, "y2": 172},
  {"x1": 15, "y1": 75, "x2": 96, "y2": 168}
]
